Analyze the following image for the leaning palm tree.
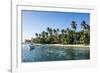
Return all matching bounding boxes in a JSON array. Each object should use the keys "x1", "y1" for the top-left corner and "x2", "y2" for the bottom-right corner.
[
  {"x1": 80, "y1": 20, "x2": 90, "y2": 45},
  {"x1": 81, "y1": 20, "x2": 90, "y2": 31},
  {"x1": 81, "y1": 20, "x2": 87, "y2": 31},
  {"x1": 71, "y1": 20, "x2": 77, "y2": 31}
]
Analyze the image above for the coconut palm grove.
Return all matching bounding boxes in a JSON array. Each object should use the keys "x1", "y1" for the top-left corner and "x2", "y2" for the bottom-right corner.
[{"x1": 25, "y1": 20, "x2": 90, "y2": 45}]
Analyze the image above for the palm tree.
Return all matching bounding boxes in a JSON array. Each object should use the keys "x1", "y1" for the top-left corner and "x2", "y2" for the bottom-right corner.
[
  {"x1": 80, "y1": 20, "x2": 90, "y2": 45},
  {"x1": 66, "y1": 28, "x2": 70, "y2": 35},
  {"x1": 56, "y1": 28, "x2": 59, "y2": 34},
  {"x1": 35, "y1": 33, "x2": 38, "y2": 38},
  {"x1": 71, "y1": 21, "x2": 77, "y2": 31},
  {"x1": 57, "y1": 28, "x2": 59, "y2": 32},
  {"x1": 47, "y1": 27, "x2": 50, "y2": 36},
  {"x1": 71, "y1": 21, "x2": 78, "y2": 44},
  {"x1": 45, "y1": 32, "x2": 48, "y2": 38},
  {"x1": 81, "y1": 20, "x2": 86, "y2": 31},
  {"x1": 47, "y1": 27, "x2": 53, "y2": 36},
  {"x1": 61, "y1": 29, "x2": 65, "y2": 35},
  {"x1": 39, "y1": 34, "x2": 41, "y2": 38},
  {"x1": 56, "y1": 28, "x2": 59, "y2": 37},
  {"x1": 61, "y1": 29, "x2": 65, "y2": 44},
  {"x1": 53, "y1": 29, "x2": 57, "y2": 35},
  {"x1": 40, "y1": 31, "x2": 47, "y2": 43},
  {"x1": 81, "y1": 20, "x2": 90, "y2": 31},
  {"x1": 49, "y1": 28, "x2": 53, "y2": 36},
  {"x1": 41, "y1": 31, "x2": 45, "y2": 38}
]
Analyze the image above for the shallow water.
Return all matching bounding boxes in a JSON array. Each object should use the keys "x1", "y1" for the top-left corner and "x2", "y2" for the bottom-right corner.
[{"x1": 22, "y1": 44, "x2": 90, "y2": 62}]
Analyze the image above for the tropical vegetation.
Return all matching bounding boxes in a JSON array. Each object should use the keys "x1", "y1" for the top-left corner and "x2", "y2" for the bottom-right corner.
[{"x1": 25, "y1": 20, "x2": 90, "y2": 45}]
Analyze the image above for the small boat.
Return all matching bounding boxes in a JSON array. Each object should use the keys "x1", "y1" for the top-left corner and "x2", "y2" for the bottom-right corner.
[{"x1": 29, "y1": 44, "x2": 35, "y2": 51}]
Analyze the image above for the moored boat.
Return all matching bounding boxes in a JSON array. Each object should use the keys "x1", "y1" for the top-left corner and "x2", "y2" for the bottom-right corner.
[{"x1": 29, "y1": 44, "x2": 35, "y2": 51}]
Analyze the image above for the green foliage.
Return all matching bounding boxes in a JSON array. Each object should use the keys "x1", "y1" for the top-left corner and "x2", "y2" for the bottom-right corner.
[
  {"x1": 80, "y1": 31, "x2": 90, "y2": 45},
  {"x1": 26, "y1": 20, "x2": 90, "y2": 45}
]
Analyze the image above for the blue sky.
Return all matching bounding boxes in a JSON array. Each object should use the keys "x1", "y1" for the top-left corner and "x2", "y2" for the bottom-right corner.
[{"x1": 22, "y1": 10, "x2": 90, "y2": 42}]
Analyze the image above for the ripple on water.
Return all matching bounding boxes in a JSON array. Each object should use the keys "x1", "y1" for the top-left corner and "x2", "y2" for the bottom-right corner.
[{"x1": 22, "y1": 44, "x2": 90, "y2": 62}]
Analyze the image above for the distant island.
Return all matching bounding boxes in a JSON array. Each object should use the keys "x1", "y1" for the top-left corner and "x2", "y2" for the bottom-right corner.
[{"x1": 25, "y1": 20, "x2": 90, "y2": 45}]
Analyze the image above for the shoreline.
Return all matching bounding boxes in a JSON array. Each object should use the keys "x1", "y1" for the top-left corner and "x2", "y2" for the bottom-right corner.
[{"x1": 32, "y1": 43, "x2": 90, "y2": 48}]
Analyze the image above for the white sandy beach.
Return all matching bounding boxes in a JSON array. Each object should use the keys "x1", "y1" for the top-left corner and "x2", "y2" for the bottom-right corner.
[{"x1": 33, "y1": 43, "x2": 89, "y2": 48}]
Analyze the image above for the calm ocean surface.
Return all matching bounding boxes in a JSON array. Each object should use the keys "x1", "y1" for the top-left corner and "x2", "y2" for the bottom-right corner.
[{"x1": 22, "y1": 44, "x2": 90, "y2": 62}]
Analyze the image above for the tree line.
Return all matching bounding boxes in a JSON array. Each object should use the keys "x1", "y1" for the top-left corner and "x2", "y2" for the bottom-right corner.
[{"x1": 25, "y1": 20, "x2": 90, "y2": 45}]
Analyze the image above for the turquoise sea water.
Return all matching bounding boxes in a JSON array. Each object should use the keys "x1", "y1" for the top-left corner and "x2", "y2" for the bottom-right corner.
[{"x1": 22, "y1": 44, "x2": 90, "y2": 62}]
